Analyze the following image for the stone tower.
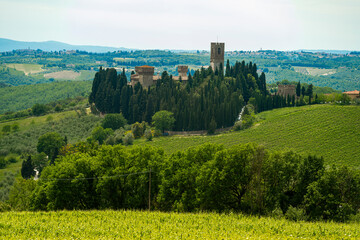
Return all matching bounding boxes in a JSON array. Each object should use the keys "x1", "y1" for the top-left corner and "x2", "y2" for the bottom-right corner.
[
  {"x1": 210, "y1": 42, "x2": 225, "y2": 72},
  {"x1": 177, "y1": 65, "x2": 188, "y2": 79},
  {"x1": 135, "y1": 65, "x2": 154, "y2": 88}
]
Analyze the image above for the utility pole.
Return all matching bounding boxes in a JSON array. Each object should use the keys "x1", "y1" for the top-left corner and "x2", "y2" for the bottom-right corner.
[{"x1": 148, "y1": 168, "x2": 151, "y2": 211}]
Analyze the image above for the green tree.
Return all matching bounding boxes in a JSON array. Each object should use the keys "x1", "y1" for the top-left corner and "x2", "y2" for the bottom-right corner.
[
  {"x1": 152, "y1": 111, "x2": 175, "y2": 133},
  {"x1": 2, "y1": 125, "x2": 11, "y2": 134},
  {"x1": 306, "y1": 84, "x2": 313, "y2": 104},
  {"x1": 91, "y1": 126, "x2": 113, "y2": 145},
  {"x1": 21, "y1": 155, "x2": 35, "y2": 179},
  {"x1": 32, "y1": 103, "x2": 48, "y2": 116},
  {"x1": 296, "y1": 81, "x2": 301, "y2": 97},
  {"x1": 208, "y1": 117, "x2": 217, "y2": 135},
  {"x1": 36, "y1": 132, "x2": 65, "y2": 164},
  {"x1": 8, "y1": 178, "x2": 37, "y2": 210},
  {"x1": 102, "y1": 113, "x2": 127, "y2": 130}
]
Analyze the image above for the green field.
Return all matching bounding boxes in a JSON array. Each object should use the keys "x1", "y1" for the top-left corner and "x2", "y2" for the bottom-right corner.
[
  {"x1": 0, "y1": 110, "x2": 77, "y2": 132},
  {"x1": 0, "y1": 81, "x2": 92, "y2": 113},
  {"x1": 0, "y1": 210, "x2": 358, "y2": 239},
  {"x1": 136, "y1": 105, "x2": 360, "y2": 168},
  {"x1": 6, "y1": 64, "x2": 43, "y2": 75}
]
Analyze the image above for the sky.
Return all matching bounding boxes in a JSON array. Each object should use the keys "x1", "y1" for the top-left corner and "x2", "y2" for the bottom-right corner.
[{"x1": 0, "y1": 0, "x2": 359, "y2": 51}]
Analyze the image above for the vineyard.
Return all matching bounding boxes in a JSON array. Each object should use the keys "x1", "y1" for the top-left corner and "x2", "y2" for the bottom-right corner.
[
  {"x1": 0, "y1": 210, "x2": 359, "y2": 239},
  {"x1": 136, "y1": 104, "x2": 360, "y2": 168}
]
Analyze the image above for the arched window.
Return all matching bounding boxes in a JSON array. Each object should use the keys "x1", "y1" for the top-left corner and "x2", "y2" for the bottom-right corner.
[{"x1": 218, "y1": 48, "x2": 221, "y2": 54}]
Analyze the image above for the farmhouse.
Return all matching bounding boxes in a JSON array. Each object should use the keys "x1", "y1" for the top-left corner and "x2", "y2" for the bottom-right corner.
[{"x1": 343, "y1": 90, "x2": 360, "y2": 100}]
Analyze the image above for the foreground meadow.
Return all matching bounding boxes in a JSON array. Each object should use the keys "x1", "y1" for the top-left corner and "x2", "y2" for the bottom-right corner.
[{"x1": 0, "y1": 210, "x2": 359, "y2": 239}]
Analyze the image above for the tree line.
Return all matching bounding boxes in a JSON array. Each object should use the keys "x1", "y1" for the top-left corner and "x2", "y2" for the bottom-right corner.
[
  {"x1": 89, "y1": 61, "x2": 288, "y2": 131},
  {"x1": 9, "y1": 143, "x2": 360, "y2": 222}
]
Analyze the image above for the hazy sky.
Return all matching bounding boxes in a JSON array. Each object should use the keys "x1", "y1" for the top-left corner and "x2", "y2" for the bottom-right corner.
[{"x1": 1, "y1": 0, "x2": 359, "y2": 51}]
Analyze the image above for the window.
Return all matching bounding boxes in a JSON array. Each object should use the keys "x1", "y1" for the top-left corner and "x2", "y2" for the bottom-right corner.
[{"x1": 218, "y1": 48, "x2": 221, "y2": 54}]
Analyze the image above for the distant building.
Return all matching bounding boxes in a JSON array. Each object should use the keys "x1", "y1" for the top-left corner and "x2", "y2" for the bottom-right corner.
[
  {"x1": 210, "y1": 42, "x2": 225, "y2": 72},
  {"x1": 130, "y1": 65, "x2": 189, "y2": 87},
  {"x1": 343, "y1": 90, "x2": 360, "y2": 100},
  {"x1": 130, "y1": 42, "x2": 224, "y2": 87},
  {"x1": 277, "y1": 85, "x2": 296, "y2": 97}
]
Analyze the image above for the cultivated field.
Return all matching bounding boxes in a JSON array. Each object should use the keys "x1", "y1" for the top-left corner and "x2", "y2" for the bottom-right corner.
[
  {"x1": 136, "y1": 105, "x2": 360, "y2": 168},
  {"x1": 5, "y1": 64, "x2": 43, "y2": 75},
  {"x1": 44, "y1": 70, "x2": 81, "y2": 80},
  {"x1": 0, "y1": 210, "x2": 359, "y2": 239},
  {"x1": 294, "y1": 67, "x2": 336, "y2": 76}
]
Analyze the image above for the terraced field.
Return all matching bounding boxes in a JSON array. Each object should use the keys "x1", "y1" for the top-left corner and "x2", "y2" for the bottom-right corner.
[
  {"x1": 0, "y1": 210, "x2": 359, "y2": 239},
  {"x1": 136, "y1": 105, "x2": 360, "y2": 168}
]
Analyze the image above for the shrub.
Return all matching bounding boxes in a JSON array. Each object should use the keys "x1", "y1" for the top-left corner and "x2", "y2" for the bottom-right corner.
[
  {"x1": 123, "y1": 132, "x2": 134, "y2": 146},
  {"x1": 102, "y1": 113, "x2": 127, "y2": 131},
  {"x1": 285, "y1": 206, "x2": 307, "y2": 221},
  {"x1": 144, "y1": 129, "x2": 153, "y2": 141}
]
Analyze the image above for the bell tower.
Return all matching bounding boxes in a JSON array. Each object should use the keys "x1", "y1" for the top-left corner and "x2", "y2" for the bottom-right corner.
[{"x1": 210, "y1": 42, "x2": 225, "y2": 73}]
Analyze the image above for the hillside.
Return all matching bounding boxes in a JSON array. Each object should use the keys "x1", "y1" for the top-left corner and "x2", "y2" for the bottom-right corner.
[
  {"x1": 136, "y1": 104, "x2": 360, "y2": 168},
  {"x1": 0, "y1": 81, "x2": 92, "y2": 113}
]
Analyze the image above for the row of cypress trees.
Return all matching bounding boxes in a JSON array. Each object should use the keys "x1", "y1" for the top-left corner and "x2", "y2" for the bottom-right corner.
[{"x1": 89, "y1": 61, "x2": 286, "y2": 131}]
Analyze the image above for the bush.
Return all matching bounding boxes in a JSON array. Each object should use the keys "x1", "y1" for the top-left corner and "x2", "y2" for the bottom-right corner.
[
  {"x1": 144, "y1": 129, "x2": 153, "y2": 141},
  {"x1": 207, "y1": 118, "x2": 217, "y2": 135},
  {"x1": 285, "y1": 206, "x2": 307, "y2": 221},
  {"x1": 102, "y1": 113, "x2": 127, "y2": 131},
  {"x1": 132, "y1": 122, "x2": 146, "y2": 139},
  {"x1": 5, "y1": 154, "x2": 18, "y2": 163},
  {"x1": 270, "y1": 208, "x2": 284, "y2": 219},
  {"x1": 123, "y1": 132, "x2": 134, "y2": 146}
]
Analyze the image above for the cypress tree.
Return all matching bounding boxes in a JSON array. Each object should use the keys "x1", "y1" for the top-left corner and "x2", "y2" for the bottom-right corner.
[{"x1": 296, "y1": 81, "x2": 301, "y2": 97}]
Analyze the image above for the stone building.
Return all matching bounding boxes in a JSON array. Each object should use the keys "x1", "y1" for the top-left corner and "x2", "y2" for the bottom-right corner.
[
  {"x1": 277, "y1": 85, "x2": 296, "y2": 97},
  {"x1": 130, "y1": 65, "x2": 188, "y2": 87},
  {"x1": 130, "y1": 42, "x2": 224, "y2": 87},
  {"x1": 130, "y1": 65, "x2": 155, "y2": 88},
  {"x1": 210, "y1": 42, "x2": 225, "y2": 72}
]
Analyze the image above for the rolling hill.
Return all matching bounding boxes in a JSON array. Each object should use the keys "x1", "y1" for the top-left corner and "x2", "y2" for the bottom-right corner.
[{"x1": 136, "y1": 104, "x2": 360, "y2": 168}]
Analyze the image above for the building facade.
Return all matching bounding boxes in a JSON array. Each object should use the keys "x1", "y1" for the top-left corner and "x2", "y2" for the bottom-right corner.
[{"x1": 210, "y1": 42, "x2": 225, "y2": 72}]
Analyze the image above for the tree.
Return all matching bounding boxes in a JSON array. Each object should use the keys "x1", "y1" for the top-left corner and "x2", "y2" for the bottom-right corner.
[
  {"x1": 296, "y1": 81, "x2": 301, "y2": 97},
  {"x1": 301, "y1": 86, "x2": 306, "y2": 96},
  {"x1": 2, "y1": 125, "x2": 11, "y2": 134},
  {"x1": 152, "y1": 111, "x2": 175, "y2": 133},
  {"x1": 32, "y1": 103, "x2": 48, "y2": 116},
  {"x1": 208, "y1": 117, "x2": 217, "y2": 135},
  {"x1": 21, "y1": 155, "x2": 35, "y2": 179},
  {"x1": 306, "y1": 84, "x2": 313, "y2": 104},
  {"x1": 91, "y1": 126, "x2": 113, "y2": 145},
  {"x1": 102, "y1": 113, "x2": 127, "y2": 130},
  {"x1": 37, "y1": 132, "x2": 65, "y2": 164}
]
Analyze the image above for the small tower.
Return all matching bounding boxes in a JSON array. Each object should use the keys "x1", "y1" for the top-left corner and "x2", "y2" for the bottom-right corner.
[
  {"x1": 135, "y1": 65, "x2": 154, "y2": 88},
  {"x1": 177, "y1": 65, "x2": 188, "y2": 79},
  {"x1": 210, "y1": 42, "x2": 225, "y2": 72}
]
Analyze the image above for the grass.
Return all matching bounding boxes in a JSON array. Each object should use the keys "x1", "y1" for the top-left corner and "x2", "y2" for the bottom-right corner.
[
  {"x1": 0, "y1": 111, "x2": 77, "y2": 133},
  {"x1": 0, "y1": 210, "x2": 358, "y2": 239},
  {"x1": 6, "y1": 64, "x2": 43, "y2": 75},
  {"x1": 136, "y1": 104, "x2": 360, "y2": 168}
]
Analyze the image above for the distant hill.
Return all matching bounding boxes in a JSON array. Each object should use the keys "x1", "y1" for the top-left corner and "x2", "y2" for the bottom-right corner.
[
  {"x1": 0, "y1": 38, "x2": 134, "y2": 53},
  {"x1": 296, "y1": 49, "x2": 352, "y2": 54}
]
